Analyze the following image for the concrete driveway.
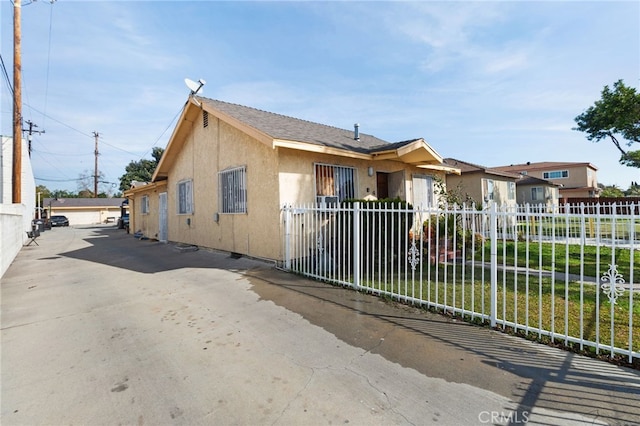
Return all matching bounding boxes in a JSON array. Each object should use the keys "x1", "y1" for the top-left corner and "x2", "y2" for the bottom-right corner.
[{"x1": 1, "y1": 225, "x2": 639, "y2": 425}]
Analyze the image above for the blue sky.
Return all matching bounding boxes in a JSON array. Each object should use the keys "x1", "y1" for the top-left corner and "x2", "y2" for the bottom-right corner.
[{"x1": 2, "y1": 1, "x2": 639, "y2": 194}]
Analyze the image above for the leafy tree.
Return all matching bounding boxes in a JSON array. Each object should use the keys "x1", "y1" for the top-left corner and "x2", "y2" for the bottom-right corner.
[
  {"x1": 574, "y1": 80, "x2": 640, "y2": 168},
  {"x1": 119, "y1": 147, "x2": 165, "y2": 192},
  {"x1": 598, "y1": 183, "x2": 625, "y2": 198},
  {"x1": 626, "y1": 181, "x2": 640, "y2": 196},
  {"x1": 50, "y1": 189, "x2": 78, "y2": 199}
]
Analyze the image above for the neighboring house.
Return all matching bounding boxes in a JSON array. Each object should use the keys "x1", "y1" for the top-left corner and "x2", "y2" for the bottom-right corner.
[
  {"x1": 492, "y1": 162, "x2": 600, "y2": 202},
  {"x1": 442, "y1": 158, "x2": 519, "y2": 208},
  {"x1": 125, "y1": 96, "x2": 460, "y2": 262},
  {"x1": 514, "y1": 175, "x2": 561, "y2": 209},
  {"x1": 44, "y1": 197, "x2": 126, "y2": 225}
]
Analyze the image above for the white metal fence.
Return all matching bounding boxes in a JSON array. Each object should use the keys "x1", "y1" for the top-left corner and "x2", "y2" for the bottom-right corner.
[{"x1": 281, "y1": 202, "x2": 639, "y2": 363}]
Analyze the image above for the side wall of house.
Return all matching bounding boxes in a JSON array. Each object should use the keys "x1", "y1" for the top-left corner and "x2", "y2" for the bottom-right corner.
[
  {"x1": 446, "y1": 173, "x2": 517, "y2": 207},
  {"x1": 129, "y1": 185, "x2": 164, "y2": 239},
  {"x1": 166, "y1": 111, "x2": 281, "y2": 260}
]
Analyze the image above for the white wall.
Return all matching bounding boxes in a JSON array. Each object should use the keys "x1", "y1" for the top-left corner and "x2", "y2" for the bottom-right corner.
[
  {"x1": 0, "y1": 135, "x2": 37, "y2": 278},
  {"x1": 0, "y1": 203, "x2": 26, "y2": 277}
]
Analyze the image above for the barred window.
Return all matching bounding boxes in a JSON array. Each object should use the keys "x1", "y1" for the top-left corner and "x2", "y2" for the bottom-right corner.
[
  {"x1": 177, "y1": 179, "x2": 193, "y2": 214},
  {"x1": 314, "y1": 164, "x2": 355, "y2": 201},
  {"x1": 219, "y1": 166, "x2": 247, "y2": 214}
]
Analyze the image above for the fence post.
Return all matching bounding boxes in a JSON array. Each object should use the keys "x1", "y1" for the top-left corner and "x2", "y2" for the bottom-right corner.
[
  {"x1": 353, "y1": 202, "x2": 361, "y2": 290},
  {"x1": 283, "y1": 204, "x2": 291, "y2": 270},
  {"x1": 490, "y1": 202, "x2": 498, "y2": 328}
]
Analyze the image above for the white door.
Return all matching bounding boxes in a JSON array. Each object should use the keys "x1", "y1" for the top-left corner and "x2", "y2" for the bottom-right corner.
[
  {"x1": 159, "y1": 192, "x2": 168, "y2": 243},
  {"x1": 412, "y1": 174, "x2": 434, "y2": 208}
]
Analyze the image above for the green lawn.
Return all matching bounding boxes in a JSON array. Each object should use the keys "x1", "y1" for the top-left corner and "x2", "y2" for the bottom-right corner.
[
  {"x1": 359, "y1": 263, "x2": 639, "y2": 357},
  {"x1": 482, "y1": 240, "x2": 639, "y2": 280}
]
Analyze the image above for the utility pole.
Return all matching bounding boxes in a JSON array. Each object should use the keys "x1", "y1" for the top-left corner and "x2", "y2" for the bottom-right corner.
[
  {"x1": 93, "y1": 131, "x2": 99, "y2": 197},
  {"x1": 12, "y1": 0, "x2": 22, "y2": 204},
  {"x1": 24, "y1": 120, "x2": 45, "y2": 157}
]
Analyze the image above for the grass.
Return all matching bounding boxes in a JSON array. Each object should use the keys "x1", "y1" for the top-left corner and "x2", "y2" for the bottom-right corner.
[
  {"x1": 524, "y1": 216, "x2": 640, "y2": 240},
  {"x1": 358, "y1": 262, "x2": 639, "y2": 360},
  {"x1": 483, "y1": 240, "x2": 639, "y2": 280},
  {"x1": 290, "y1": 237, "x2": 639, "y2": 363}
]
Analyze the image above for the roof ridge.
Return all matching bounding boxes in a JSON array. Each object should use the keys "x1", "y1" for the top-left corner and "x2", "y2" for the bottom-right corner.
[{"x1": 199, "y1": 96, "x2": 369, "y2": 136}]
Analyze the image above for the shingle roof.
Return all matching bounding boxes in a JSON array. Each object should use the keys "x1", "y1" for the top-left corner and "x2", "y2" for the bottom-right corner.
[
  {"x1": 492, "y1": 161, "x2": 598, "y2": 172},
  {"x1": 43, "y1": 198, "x2": 126, "y2": 208},
  {"x1": 517, "y1": 175, "x2": 561, "y2": 187},
  {"x1": 199, "y1": 97, "x2": 403, "y2": 154},
  {"x1": 443, "y1": 158, "x2": 520, "y2": 178}
]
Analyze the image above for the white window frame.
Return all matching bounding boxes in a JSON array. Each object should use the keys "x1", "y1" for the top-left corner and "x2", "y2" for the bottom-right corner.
[
  {"x1": 314, "y1": 163, "x2": 356, "y2": 202},
  {"x1": 141, "y1": 195, "x2": 150, "y2": 215},
  {"x1": 483, "y1": 179, "x2": 495, "y2": 202},
  {"x1": 531, "y1": 186, "x2": 544, "y2": 201},
  {"x1": 219, "y1": 166, "x2": 247, "y2": 214},
  {"x1": 543, "y1": 170, "x2": 569, "y2": 179},
  {"x1": 508, "y1": 182, "x2": 516, "y2": 200},
  {"x1": 177, "y1": 179, "x2": 193, "y2": 215}
]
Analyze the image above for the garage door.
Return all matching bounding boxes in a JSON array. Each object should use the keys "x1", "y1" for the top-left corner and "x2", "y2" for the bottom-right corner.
[{"x1": 64, "y1": 211, "x2": 101, "y2": 225}]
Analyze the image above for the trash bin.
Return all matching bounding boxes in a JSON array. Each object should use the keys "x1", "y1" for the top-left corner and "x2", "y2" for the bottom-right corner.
[{"x1": 33, "y1": 220, "x2": 44, "y2": 234}]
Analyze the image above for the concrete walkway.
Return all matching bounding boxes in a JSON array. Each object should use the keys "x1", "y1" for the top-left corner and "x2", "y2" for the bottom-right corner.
[{"x1": 1, "y1": 225, "x2": 639, "y2": 425}]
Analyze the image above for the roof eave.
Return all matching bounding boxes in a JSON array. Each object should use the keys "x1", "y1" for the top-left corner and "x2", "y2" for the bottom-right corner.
[{"x1": 273, "y1": 139, "x2": 372, "y2": 160}]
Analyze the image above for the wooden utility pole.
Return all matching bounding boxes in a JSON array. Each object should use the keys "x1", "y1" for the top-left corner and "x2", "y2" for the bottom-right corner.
[
  {"x1": 93, "y1": 131, "x2": 99, "y2": 197},
  {"x1": 12, "y1": 0, "x2": 22, "y2": 204}
]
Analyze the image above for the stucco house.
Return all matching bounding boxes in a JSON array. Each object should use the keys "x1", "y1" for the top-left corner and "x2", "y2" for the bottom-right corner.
[
  {"x1": 442, "y1": 158, "x2": 519, "y2": 208},
  {"x1": 492, "y1": 161, "x2": 600, "y2": 201},
  {"x1": 125, "y1": 96, "x2": 460, "y2": 262},
  {"x1": 514, "y1": 175, "x2": 561, "y2": 209}
]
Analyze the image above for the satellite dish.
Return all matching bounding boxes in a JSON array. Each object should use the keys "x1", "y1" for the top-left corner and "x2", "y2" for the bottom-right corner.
[{"x1": 184, "y1": 78, "x2": 206, "y2": 95}]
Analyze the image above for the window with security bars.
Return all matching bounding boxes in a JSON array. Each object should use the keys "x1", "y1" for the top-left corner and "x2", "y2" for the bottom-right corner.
[
  {"x1": 177, "y1": 180, "x2": 193, "y2": 214},
  {"x1": 219, "y1": 166, "x2": 247, "y2": 214},
  {"x1": 314, "y1": 164, "x2": 355, "y2": 201}
]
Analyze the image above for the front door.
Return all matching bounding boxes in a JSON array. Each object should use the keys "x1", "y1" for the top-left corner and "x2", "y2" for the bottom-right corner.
[
  {"x1": 159, "y1": 192, "x2": 168, "y2": 243},
  {"x1": 376, "y1": 172, "x2": 389, "y2": 199}
]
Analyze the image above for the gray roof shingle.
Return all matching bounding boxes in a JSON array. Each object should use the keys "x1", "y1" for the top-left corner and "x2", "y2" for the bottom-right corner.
[{"x1": 199, "y1": 97, "x2": 413, "y2": 154}]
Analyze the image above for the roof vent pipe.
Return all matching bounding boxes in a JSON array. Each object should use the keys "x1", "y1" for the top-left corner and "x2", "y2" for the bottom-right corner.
[{"x1": 354, "y1": 123, "x2": 360, "y2": 141}]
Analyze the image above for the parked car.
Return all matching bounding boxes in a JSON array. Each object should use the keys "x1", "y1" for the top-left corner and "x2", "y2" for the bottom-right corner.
[
  {"x1": 117, "y1": 213, "x2": 130, "y2": 231},
  {"x1": 50, "y1": 215, "x2": 69, "y2": 227}
]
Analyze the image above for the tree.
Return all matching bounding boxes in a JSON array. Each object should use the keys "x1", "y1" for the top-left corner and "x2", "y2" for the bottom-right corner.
[
  {"x1": 574, "y1": 80, "x2": 640, "y2": 168},
  {"x1": 626, "y1": 181, "x2": 640, "y2": 196},
  {"x1": 119, "y1": 147, "x2": 165, "y2": 192},
  {"x1": 598, "y1": 183, "x2": 625, "y2": 198}
]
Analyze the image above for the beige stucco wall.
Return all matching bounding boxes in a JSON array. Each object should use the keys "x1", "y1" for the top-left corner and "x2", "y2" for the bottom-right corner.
[
  {"x1": 154, "y1": 108, "x2": 449, "y2": 262},
  {"x1": 165, "y1": 111, "x2": 281, "y2": 260},
  {"x1": 277, "y1": 149, "x2": 445, "y2": 206},
  {"x1": 446, "y1": 173, "x2": 517, "y2": 207},
  {"x1": 516, "y1": 185, "x2": 560, "y2": 210},
  {"x1": 128, "y1": 183, "x2": 165, "y2": 239},
  {"x1": 525, "y1": 165, "x2": 598, "y2": 198}
]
